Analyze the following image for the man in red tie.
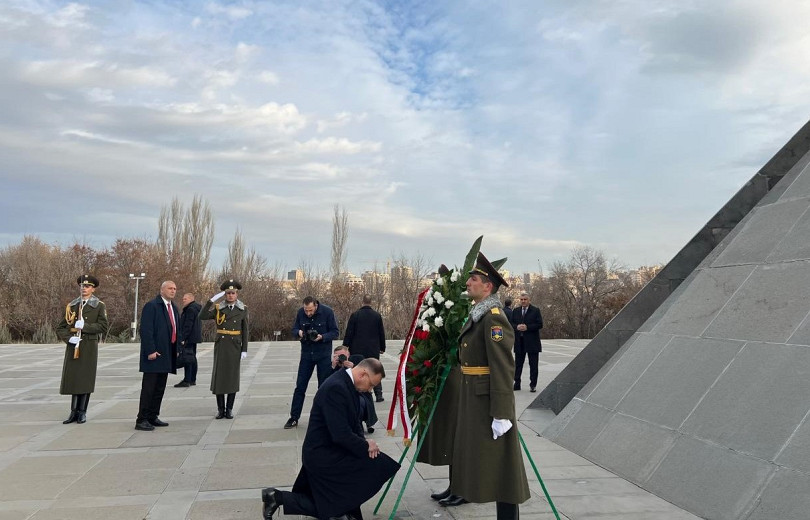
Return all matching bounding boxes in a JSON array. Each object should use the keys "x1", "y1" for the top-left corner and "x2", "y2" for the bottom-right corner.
[{"x1": 135, "y1": 280, "x2": 179, "y2": 431}]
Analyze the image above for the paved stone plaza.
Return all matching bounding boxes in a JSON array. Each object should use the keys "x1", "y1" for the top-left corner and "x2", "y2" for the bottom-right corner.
[{"x1": 0, "y1": 339, "x2": 699, "y2": 520}]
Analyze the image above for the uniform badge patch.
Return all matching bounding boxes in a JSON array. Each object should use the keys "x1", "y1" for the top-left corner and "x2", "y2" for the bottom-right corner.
[{"x1": 491, "y1": 326, "x2": 503, "y2": 342}]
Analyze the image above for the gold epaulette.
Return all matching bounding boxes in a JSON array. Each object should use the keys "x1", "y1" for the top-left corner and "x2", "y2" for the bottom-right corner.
[{"x1": 491, "y1": 307, "x2": 500, "y2": 315}]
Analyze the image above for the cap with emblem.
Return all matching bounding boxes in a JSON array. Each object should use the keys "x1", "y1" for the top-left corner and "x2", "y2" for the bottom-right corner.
[
  {"x1": 77, "y1": 274, "x2": 99, "y2": 287},
  {"x1": 468, "y1": 252, "x2": 508, "y2": 291},
  {"x1": 220, "y1": 279, "x2": 243, "y2": 291}
]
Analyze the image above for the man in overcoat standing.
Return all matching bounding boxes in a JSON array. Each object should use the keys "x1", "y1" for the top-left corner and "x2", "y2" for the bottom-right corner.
[
  {"x1": 261, "y1": 358, "x2": 400, "y2": 520},
  {"x1": 510, "y1": 292, "x2": 543, "y2": 392},
  {"x1": 174, "y1": 292, "x2": 202, "y2": 388},
  {"x1": 135, "y1": 280, "x2": 179, "y2": 431},
  {"x1": 343, "y1": 294, "x2": 386, "y2": 401},
  {"x1": 451, "y1": 253, "x2": 529, "y2": 520},
  {"x1": 199, "y1": 279, "x2": 249, "y2": 419},
  {"x1": 56, "y1": 274, "x2": 109, "y2": 424}
]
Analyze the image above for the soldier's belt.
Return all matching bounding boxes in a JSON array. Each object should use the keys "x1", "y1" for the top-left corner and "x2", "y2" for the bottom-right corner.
[
  {"x1": 461, "y1": 366, "x2": 490, "y2": 375},
  {"x1": 216, "y1": 329, "x2": 241, "y2": 336}
]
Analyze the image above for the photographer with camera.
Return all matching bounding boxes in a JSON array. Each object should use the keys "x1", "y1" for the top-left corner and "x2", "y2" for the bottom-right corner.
[
  {"x1": 332, "y1": 345, "x2": 355, "y2": 372},
  {"x1": 284, "y1": 296, "x2": 339, "y2": 429}
]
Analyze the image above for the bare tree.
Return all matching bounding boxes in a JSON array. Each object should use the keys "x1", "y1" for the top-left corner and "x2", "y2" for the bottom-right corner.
[
  {"x1": 218, "y1": 228, "x2": 267, "y2": 283},
  {"x1": 330, "y1": 204, "x2": 349, "y2": 280},
  {"x1": 386, "y1": 252, "x2": 433, "y2": 339},
  {"x1": 157, "y1": 195, "x2": 215, "y2": 289},
  {"x1": 548, "y1": 246, "x2": 625, "y2": 338}
]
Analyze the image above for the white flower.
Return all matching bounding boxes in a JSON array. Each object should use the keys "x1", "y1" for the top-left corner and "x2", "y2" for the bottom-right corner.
[
  {"x1": 427, "y1": 297, "x2": 435, "y2": 306},
  {"x1": 434, "y1": 316, "x2": 444, "y2": 327},
  {"x1": 422, "y1": 323, "x2": 430, "y2": 331},
  {"x1": 416, "y1": 319, "x2": 424, "y2": 327},
  {"x1": 434, "y1": 292, "x2": 445, "y2": 304},
  {"x1": 436, "y1": 277, "x2": 444, "y2": 286},
  {"x1": 445, "y1": 300, "x2": 454, "y2": 309},
  {"x1": 450, "y1": 270, "x2": 460, "y2": 282},
  {"x1": 427, "y1": 307, "x2": 437, "y2": 317}
]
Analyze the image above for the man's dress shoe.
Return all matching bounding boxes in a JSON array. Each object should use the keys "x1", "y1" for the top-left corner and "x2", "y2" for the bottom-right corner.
[
  {"x1": 135, "y1": 420, "x2": 155, "y2": 431},
  {"x1": 261, "y1": 487, "x2": 281, "y2": 519},
  {"x1": 430, "y1": 487, "x2": 452, "y2": 501},
  {"x1": 149, "y1": 417, "x2": 169, "y2": 427},
  {"x1": 439, "y1": 495, "x2": 469, "y2": 507}
]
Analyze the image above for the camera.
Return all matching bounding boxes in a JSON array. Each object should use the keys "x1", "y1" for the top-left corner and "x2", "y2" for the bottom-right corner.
[
  {"x1": 302, "y1": 324, "x2": 320, "y2": 342},
  {"x1": 337, "y1": 354, "x2": 347, "y2": 364}
]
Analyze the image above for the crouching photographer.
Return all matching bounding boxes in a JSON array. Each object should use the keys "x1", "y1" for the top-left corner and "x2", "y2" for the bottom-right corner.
[{"x1": 284, "y1": 296, "x2": 340, "y2": 430}]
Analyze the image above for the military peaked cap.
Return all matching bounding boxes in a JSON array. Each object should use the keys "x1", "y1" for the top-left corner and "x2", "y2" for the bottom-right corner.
[
  {"x1": 469, "y1": 252, "x2": 508, "y2": 291},
  {"x1": 220, "y1": 279, "x2": 243, "y2": 291},
  {"x1": 77, "y1": 274, "x2": 99, "y2": 287}
]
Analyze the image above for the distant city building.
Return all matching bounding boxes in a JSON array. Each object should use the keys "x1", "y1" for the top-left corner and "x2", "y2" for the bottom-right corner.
[{"x1": 287, "y1": 269, "x2": 304, "y2": 284}]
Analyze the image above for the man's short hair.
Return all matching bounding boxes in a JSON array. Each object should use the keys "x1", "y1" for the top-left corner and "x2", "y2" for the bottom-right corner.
[
  {"x1": 184, "y1": 292, "x2": 195, "y2": 299},
  {"x1": 303, "y1": 296, "x2": 316, "y2": 306},
  {"x1": 334, "y1": 345, "x2": 349, "y2": 353},
  {"x1": 504, "y1": 297, "x2": 512, "y2": 307},
  {"x1": 520, "y1": 292, "x2": 530, "y2": 298},
  {"x1": 359, "y1": 358, "x2": 385, "y2": 378},
  {"x1": 362, "y1": 294, "x2": 372, "y2": 305}
]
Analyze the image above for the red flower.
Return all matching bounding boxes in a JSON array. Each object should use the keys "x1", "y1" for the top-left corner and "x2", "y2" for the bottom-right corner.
[
  {"x1": 413, "y1": 386, "x2": 422, "y2": 394},
  {"x1": 423, "y1": 360, "x2": 433, "y2": 368},
  {"x1": 412, "y1": 369, "x2": 419, "y2": 376},
  {"x1": 414, "y1": 330, "x2": 430, "y2": 340}
]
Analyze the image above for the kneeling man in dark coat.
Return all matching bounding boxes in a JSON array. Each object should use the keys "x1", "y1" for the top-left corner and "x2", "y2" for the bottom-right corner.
[{"x1": 262, "y1": 358, "x2": 399, "y2": 520}]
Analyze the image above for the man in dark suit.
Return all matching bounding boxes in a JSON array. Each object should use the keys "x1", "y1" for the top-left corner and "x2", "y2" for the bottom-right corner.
[
  {"x1": 174, "y1": 292, "x2": 202, "y2": 388},
  {"x1": 510, "y1": 292, "x2": 543, "y2": 392},
  {"x1": 135, "y1": 280, "x2": 179, "y2": 431},
  {"x1": 343, "y1": 295, "x2": 386, "y2": 402},
  {"x1": 261, "y1": 358, "x2": 400, "y2": 520}
]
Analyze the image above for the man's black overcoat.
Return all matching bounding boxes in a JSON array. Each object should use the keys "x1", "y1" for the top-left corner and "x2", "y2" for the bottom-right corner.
[
  {"x1": 292, "y1": 370, "x2": 399, "y2": 518},
  {"x1": 343, "y1": 305, "x2": 386, "y2": 358},
  {"x1": 510, "y1": 304, "x2": 543, "y2": 353},
  {"x1": 139, "y1": 294, "x2": 179, "y2": 374}
]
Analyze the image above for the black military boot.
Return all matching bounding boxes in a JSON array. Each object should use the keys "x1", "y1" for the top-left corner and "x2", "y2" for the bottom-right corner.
[
  {"x1": 224, "y1": 393, "x2": 235, "y2": 419},
  {"x1": 496, "y1": 502, "x2": 519, "y2": 520},
  {"x1": 63, "y1": 395, "x2": 79, "y2": 424},
  {"x1": 215, "y1": 394, "x2": 225, "y2": 419},
  {"x1": 76, "y1": 394, "x2": 90, "y2": 424}
]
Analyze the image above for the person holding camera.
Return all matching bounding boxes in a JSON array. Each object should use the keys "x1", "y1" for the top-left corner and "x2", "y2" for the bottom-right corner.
[
  {"x1": 284, "y1": 296, "x2": 339, "y2": 429},
  {"x1": 331, "y1": 346, "x2": 378, "y2": 434}
]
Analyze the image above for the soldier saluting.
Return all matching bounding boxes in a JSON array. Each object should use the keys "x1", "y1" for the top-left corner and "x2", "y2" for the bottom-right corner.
[
  {"x1": 56, "y1": 274, "x2": 109, "y2": 424},
  {"x1": 200, "y1": 279, "x2": 249, "y2": 419}
]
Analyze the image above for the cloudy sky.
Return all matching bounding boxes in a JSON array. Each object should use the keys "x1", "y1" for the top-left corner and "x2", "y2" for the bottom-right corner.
[{"x1": 3, "y1": 0, "x2": 810, "y2": 276}]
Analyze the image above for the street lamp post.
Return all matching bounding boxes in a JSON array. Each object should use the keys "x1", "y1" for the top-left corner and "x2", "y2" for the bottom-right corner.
[{"x1": 129, "y1": 272, "x2": 146, "y2": 341}]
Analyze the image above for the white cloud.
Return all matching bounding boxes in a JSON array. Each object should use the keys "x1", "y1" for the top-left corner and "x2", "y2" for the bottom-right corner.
[
  {"x1": 205, "y1": 2, "x2": 252, "y2": 20},
  {"x1": 21, "y1": 60, "x2": 176, "y2": 88}
]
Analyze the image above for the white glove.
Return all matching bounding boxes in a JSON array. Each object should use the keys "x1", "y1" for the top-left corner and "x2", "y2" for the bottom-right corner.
[
  {"x1": 74, "y1": 319, "x2": 85, "y2": 330},
  {"x1": 240, "y1": 352, "x2": 247, "y2": 360},
  {"x1": 68, "y1": 337, "x2": 82, "y2": 345},
  {"x1": 491, "y1": 418, "x2": 513, "y2": 440},
  {"x1": 210, "y1": 291, "x2": 226, "y2": 302}
]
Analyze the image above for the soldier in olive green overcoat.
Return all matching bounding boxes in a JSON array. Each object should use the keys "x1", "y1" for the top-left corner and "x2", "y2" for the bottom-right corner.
[
  {"x1": 450, "y1": 253, "x2": 529, "y2": 520},
  {"x1": 55, "y1": 274, "x2": 109, "y2": 424},
  {"x1": 200, "y1": 279, "x2": 249, "y2": 419}
]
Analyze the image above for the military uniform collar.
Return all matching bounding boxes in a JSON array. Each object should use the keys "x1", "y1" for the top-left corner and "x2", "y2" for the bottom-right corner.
[
  {"x1": 469, "y1": 295, "x2": 502, "y2": 323},
  {"x1": 69, "y1": 295, "x2": 100, "y2": 308},
  {"x1": 218, "y1": 300, "x2": 245, "y2": 311}
]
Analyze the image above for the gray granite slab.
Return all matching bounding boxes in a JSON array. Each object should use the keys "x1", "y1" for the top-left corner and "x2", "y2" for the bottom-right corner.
[
  {"x1": 586, "y1": 334, "x2": 673, "y2": 410},
  {"x1": 681, "y1": 342, "x2": 810, "y2": 460},
  {"x1": 745, "y1": 468, "x2": 810, "y2": 520},
  {"x1": 584, "y1": 414, "x2": 678, "y2": 484},
  {"x1": 652, "y1": 264, "x2": 755, "y2": 336},
  {"x1": 702, "y1": 261, "x2": 810, "y2": 342},
  {"x1": 616, "y1": 336, "x2": 744, "y2": 428},
  {"x1": 711, "y1": 198, "x2": 809, "y2": 267},
  {"x1": 646, "y1": 436, "x2": 773, "y2": 520}
]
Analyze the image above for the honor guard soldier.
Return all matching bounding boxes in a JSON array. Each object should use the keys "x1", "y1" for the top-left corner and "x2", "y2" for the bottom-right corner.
[
  {"x1": 451, "y1": 252, "x2": 530, "y2": 520},
  {"x1": 200, "y1": 279, "x2": 249, "y2": 419},
  {"x1": 56, "y1": 274, "x2": 109, "y2": 424}
]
